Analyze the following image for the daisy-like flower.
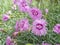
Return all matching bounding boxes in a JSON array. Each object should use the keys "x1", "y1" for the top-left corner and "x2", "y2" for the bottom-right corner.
[
  {"x1": 53, "y1": 24, "x2": 60, "y2": 34},
  {"x1": 15, "y1": 18, "x2": 30, "y2": 32},
  {"x1": 28, "y1": 8, "x2": 42, "y2": 20},
  {"x1": 6, "y1": 36, "x2": 11, "y2": 45},
  {"x1": 2, "y1": 14, "x2": 10, "y2": 21},
  {"x1": 13, "y1": 0, "x2": 30, "y2": 12},
  {"x1": 42, "y1": 42, "x2": 51, "y2": 45},
  {"x1": 32, "y1": 19, "x2": 47, "y2": 36},
  {"x1": 45, "y1": 8, "x2": 48, "y2": 14}
]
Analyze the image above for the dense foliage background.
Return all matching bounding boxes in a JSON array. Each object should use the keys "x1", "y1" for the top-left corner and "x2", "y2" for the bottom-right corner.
[{"x1": 0, "y1": 0, "x2": 60, "y2": 45}]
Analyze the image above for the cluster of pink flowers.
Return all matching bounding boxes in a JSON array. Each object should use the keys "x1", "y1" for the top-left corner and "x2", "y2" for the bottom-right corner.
[
  {"x1": 13, "y1": 0, "x2": 60, "y2": 36},
  {"x1": 4, "y1": 0, "x2": 60, "y2": 45},
  {"x1": 13, "y1": 0, "x2": 48, "y2": 36}
]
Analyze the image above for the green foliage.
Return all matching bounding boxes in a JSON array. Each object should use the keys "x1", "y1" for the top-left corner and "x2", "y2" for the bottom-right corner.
[{"x1": 0, "y1": 0, "x2": 60, "y2": 45}]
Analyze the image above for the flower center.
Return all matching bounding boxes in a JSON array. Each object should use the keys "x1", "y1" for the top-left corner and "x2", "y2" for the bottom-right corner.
[
  {"x1": 31, "y1": 10, "x2": 38, "y2": 16},
  {"x1": 36, "y1": 23, "x2": 43, "y2": 30},
  {"x1": 58, "y1": 26, "x2": 60, "y2": 29},
  {"x1": 4, "y1": 16, "x2": 8, "y2": 20},
  {"x1": 21, "y1": 1, "x2": 27, "y2": 7},
  {"x1": 21, "y1": 21, "x2": 25, "y2": 28}
]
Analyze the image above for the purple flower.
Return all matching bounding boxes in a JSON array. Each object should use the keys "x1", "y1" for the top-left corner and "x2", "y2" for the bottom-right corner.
[
  {"x1": 13, "y1": 0, "x2": 20, "y2": 5},
  {"x1": 2, "y1": 14, "x2": 10, "y2": 21},
  {"x1": 15, "y1": 20, "x2": 19, "y2": 32},
  {"x1": 53, "y1": 24, "x2": 60, "y2": 34},
  {"x1": 56, "y1": 44, "x2": 60, "y2": 45},
  {"x1": 15, "y1": 18, "x2": 30, "y2": 32},
  {"x1": 13, "y1": 0, "x2": 32, "y2": 4},
  {"x1": 29, "y1": 0, "x2": 32, "y2": 3},
  {"x1": 13, "y1": 32, "x2": 19, "y2": 36},
  {"x1": 45, "y1": 8, "x2": 48, "y2": 14},
  {"x1": 42, "y1": 42, "x2": 51, "y2": 45},
  {"x1": 32, "y1": 19, "x2": 47, "y2": 36},
  {"x1": 18, "y1": 0, "x2": 30, "y2": 12},
  {"x1": 28, "y1": 8, "x2": 42, "y2": 20},
  {"x1": 6, "y1": 36, "x2": 15, "y2": 45},
  {"x1": 13, "y1": 0, "x2": 30, "y2": 12},
  {"x1": 6, "y1": 36, "x2": 11, "y2": 45}
]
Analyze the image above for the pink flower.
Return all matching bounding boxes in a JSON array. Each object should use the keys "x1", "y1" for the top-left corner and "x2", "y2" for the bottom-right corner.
[
  {"x1": 29, "y1": 0, "x2": 32, "y2": 3},
  {"x1": 56, "y1": 44, "x2": 60, "y2": 45},
  {"x1": 30, "y1": 0, "x2": 32, "y2": 2},
  {"x1": 42, "y1": 42, "x2": 51, "y2": 45},
  {"x1": 13, "y1": 0, "x2": 32, "y2": 5},
  {"x1": 45, "y1": 8, "x2": 48, "y2": 14},
  {"x1": 28, "y1": 8, "x2": 42, "y2": 20},
  {"x1": 15, "y1": 18, "x2": 30, "y2": 32},
  {"x1": 53, "y1": 24, "x2": 60, "y2": 34},
  {"x1": 6, "y1": 36, "x2": 15, "y2": 45},
  {"x1": 13, "y1": 0, "x2": 20, "y2": 5},
  {"x1": 32, "y1": 19, "x2": 47, "y2": 36},
  {"x1": 6, "y1": 36, "x2": 11, "y2": 45},
  {"x1": 17, "y1": 0, "x2": 30, "y2": 12},
  {"x1": 13, "y1": 0, "x2": 30, "y2": 12},
  {"x1": 13, "y1": 32, "x2": 19, "y2": 36},
  {"x1": 15, "y1": 20, "x2": 19, "y2": 32},
  {"x1": 2, "y1": 14, "x2": 10, "y2": 21}
]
